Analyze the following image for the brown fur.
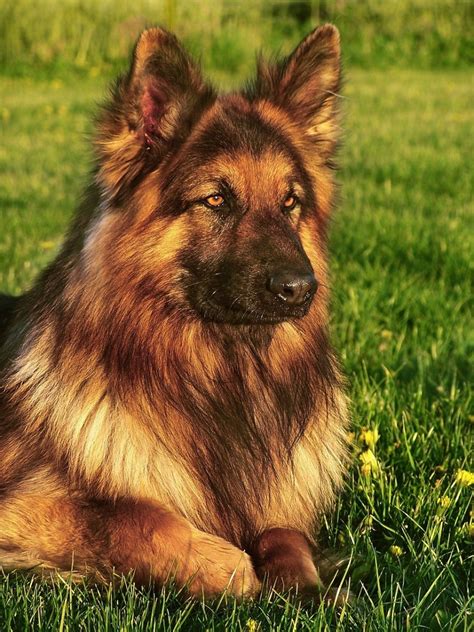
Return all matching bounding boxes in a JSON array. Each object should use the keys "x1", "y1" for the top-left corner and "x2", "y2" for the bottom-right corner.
[{"x1": 0, "y1": 24, "x2": 349, "y2": 599}]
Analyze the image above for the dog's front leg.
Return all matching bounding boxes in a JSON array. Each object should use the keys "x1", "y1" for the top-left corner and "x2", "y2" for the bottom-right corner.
[
  {"x1": 0, "y1": 495, "x2": 259, "y2": 598},
  {"x1": 252, "y1": 528, "x2": 322, "y2": 596},
  {"x1": 94, "y1": 500, "x2": 260, "y2": 598}
]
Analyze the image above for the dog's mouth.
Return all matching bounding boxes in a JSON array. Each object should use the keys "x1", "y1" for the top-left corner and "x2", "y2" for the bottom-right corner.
[{"x1": 194, "y1": 297, "x2": 311, "y2": 325}]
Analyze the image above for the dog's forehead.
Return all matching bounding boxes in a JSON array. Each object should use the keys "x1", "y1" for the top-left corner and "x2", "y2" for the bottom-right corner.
[
  {"x1": 193, "y1": 149, "x2": 297, "y2": 204},
  {"x1": 192, "y1": 95, "x2": 290, "y2": 159},
  {"x1": 182, "y1": 97, "x2": 302, "y2": 195}
]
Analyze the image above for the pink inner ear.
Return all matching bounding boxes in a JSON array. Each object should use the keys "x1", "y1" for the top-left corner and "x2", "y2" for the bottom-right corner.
[{"x1": 141, "y1": 82, "x2": 166, "y2": 145}]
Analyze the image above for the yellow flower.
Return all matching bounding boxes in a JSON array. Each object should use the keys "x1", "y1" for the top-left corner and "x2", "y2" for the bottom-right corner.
[
  {"x1": 363, "y1": 515, "x2": 373, "y2": 528},
  {"x1": 360, "y1": 449, "x2": 380, "y2": 475},
  {"x1": 40, "y1": 240, "x2": 56, "y2": 250},
  {"x1": 360, "y1": 514, "x2": 373, "y2": 534},
  {"x1": 455, "y1": 470, "x2": 474, "y2": 487},
  {"x1": 458, "y1": 522, "x2": 474, "y2": 539},
  {"x1": 389, "y1": 545, "x2": 404, "y2": 557},
  {"x1": 246, "y1": 619, "x2": 259, "y2": 632},
  {"x1": 437, "y1": 495, "x2": 451, "y2": 508},
  {"x1": 360, "y1": 428, "x2": 380, "y2": 450}
]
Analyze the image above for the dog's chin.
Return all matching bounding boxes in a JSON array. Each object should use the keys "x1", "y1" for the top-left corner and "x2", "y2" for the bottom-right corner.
[{"x1": 192, "y1": 298, "x2": 310, "y2": 325}]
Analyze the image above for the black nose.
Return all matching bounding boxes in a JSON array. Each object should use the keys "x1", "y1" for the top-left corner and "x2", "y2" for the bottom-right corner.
[{"x1": 267, "y1": 272, "x2": 318, "y2": 306}]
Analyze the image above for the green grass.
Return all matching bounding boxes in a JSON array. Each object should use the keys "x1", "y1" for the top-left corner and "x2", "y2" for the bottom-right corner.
[
  {"x1": 0, "y1": 67, "x2": 473, "y2": 630},
  {"x1": 1, "y1": 0, "x2": 472, "y2": 74}
]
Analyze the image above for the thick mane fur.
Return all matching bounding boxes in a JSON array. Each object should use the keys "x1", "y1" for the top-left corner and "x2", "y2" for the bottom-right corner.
[{"x1": 2, "y1": 243, "x2": 346, "y2": 544}]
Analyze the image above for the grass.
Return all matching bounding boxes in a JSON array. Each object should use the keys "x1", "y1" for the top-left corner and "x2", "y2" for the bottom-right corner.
[
  {"x1": 1, "y1": 0, "x2": 472, "y2": 73},
  {"x1": 0, "y1": 66, "x2": 473, "y2": 630}
]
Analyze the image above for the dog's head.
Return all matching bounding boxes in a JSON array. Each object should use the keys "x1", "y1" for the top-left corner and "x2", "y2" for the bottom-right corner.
[{"x1": 93, "y1": 26, "x2": 341, "y2": 326}]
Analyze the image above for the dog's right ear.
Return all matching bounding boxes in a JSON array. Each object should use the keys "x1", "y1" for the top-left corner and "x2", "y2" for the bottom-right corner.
[
  {"x1": 95, "y1": 28, "x2": 213, "y2": 198},
  {"x1": 127, "y1": 28, "x2": 211, "y2": 149}
]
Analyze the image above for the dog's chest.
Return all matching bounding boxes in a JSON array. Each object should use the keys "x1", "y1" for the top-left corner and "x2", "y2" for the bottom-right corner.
[{"x1": 142, "y1": 422, "x2": 340, "y2": 542}]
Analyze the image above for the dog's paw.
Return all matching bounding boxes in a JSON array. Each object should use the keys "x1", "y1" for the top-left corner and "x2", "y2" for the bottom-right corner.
[{"x1": 180, "y1": 529, "x2": 260, "y2": 599}]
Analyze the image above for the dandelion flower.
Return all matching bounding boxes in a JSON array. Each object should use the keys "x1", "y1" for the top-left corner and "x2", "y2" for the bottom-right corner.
[
  {"x1": 458, "y1": 522, "x2": 474, "y2": 539},
  {"x1": 455, "y1": 470, "x2": 474, "y2": 487},
  {"x1": 360, "y1": 428, "x2": 380, "y2": 450},
  {"x1": 437, "y1": 495, "x2": 451, "y2": 508},
  {"x1": 40, "y1": 241, "x2": 56, "y2": 251},
  {"x1": 389, "y1": 545, "x2": 404, "y2": 557},
  {"x1": 360, "y1": 449, "x2": 380, "y2": 475},
  {"x1": 246, "y1": 619, "x2": 259, "y2": 632},
  {"x1": 360, "y1": 515, "x2": 373, "y2": 534}
]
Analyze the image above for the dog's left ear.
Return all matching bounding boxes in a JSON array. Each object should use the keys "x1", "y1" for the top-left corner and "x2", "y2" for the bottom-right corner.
[{"x1": 252, "y1": 25, "x2": 341, "y2": 162}]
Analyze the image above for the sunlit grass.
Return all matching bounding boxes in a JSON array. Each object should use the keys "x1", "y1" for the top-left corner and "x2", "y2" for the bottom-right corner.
[
  {"x1": 1, "y1": 0, "x2": 470, "y2": 73},
  {"x1": 0, "y1": 68, "x2": 472, "y2": 630}
]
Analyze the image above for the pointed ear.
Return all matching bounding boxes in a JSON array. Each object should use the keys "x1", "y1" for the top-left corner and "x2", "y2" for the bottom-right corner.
[
  {"x1": 127, "y1": 28, "x2": 211, "y2": 147},
  {"x1": 95, "y1": 28, "x2": 213, "y2": 198},
  {"x1": 253, "y1": 25, "x2": 341, "y2": 162}
]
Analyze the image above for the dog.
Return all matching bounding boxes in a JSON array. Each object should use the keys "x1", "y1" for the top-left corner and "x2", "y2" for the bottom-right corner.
[{"x1": 0, "y1": 24, "x2": 349, "y2": 600}]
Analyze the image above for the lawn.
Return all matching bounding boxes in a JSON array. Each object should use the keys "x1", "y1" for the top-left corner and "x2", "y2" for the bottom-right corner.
[{"x1": 0, "y1": 67, "x2": 472, "y2": 630}]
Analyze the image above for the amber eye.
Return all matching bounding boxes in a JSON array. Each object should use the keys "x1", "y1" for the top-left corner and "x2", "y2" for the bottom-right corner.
[
  {"x1": 204, "y1": 194, "x2": 225, "y2": 208},
  {"x1": 283, "y1": 194, "x2": 298, "y2": 211}
]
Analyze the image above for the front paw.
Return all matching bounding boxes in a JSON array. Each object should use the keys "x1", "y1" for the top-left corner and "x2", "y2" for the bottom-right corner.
[
  {"x1": 253, "y1": 528, "x2": 353, "y2": 605},
  {"x1": 254, "y1": 528, "x2": 321, "y2": 593},
  {"x1": 181, "y1": 529, "x2": 260, "y2": 599}
]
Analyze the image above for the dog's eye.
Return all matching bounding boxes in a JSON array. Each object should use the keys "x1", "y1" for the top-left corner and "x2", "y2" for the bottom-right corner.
[
  {"x1": 283, "y1": 194, "x2": 298, "y2": 211},
  {"x1": 204, "y1": 195, "x2": 225, "y2": 209}
]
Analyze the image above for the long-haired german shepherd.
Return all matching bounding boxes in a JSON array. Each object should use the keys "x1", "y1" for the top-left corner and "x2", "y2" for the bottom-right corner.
[{"x1": 0, "y1": 25, "x2": 349, "y2": 600}]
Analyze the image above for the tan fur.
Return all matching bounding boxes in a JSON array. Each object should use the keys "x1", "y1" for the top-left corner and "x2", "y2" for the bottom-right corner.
[{"x1": 0, "y1": 24, "x2": 349, "y2": 600}]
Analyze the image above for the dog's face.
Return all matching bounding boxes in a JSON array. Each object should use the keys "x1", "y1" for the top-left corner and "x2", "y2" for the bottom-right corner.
[
  {"x1": 163, "y1": 105, "x2": 318, "y2": 325},
  {"x1": 95, "y1": 27, "x2": 341, "y2": 325}
]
